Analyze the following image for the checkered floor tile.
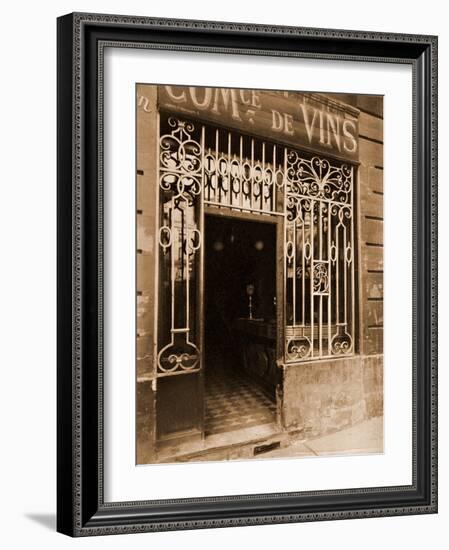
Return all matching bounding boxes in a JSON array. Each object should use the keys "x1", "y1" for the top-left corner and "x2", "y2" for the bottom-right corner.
[{"x1": 205, "y1": 366, "x2": 276, "y2": 435}]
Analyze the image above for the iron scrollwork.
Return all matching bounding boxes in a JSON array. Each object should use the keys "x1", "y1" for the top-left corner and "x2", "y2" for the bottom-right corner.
[
  {"x1": 156, "y1": 115, "x2": 355, "y2": 369},
  {"x1": 286, "y1": 152, "x2": 352, "y2": 204},
  {"x1": 157, "y1": 117, "x2": 203, "y2": 375},
  {"x1": 159, "y1": 117, "x2": 202, "y2": 206},
  {"x1": 285, "y1": 149, "x2": 355, "y2": 361}
]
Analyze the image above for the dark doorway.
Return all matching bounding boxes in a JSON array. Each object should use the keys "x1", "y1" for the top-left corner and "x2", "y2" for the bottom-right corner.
[{"x1": 204, "y1": 214, "x2": 278, "y2": 436}]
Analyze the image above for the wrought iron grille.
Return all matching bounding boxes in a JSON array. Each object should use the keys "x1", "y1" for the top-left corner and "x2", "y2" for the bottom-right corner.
[
  {"x1": 157, "y1": 117, "x2": 203, "y2": 376},
  {"x1": 284, "y1": 153, "x2": 355, "y2": 362},
  {"x1": 155, "y1": 114, "x2": 355, "y2": 376},
  {"x1": 202, "y1": 125, "x2": 285, "y2": 216}
]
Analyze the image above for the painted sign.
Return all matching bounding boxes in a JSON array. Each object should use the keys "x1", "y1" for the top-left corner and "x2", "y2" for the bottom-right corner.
[{"x1": 156, "y1": 85, "x2": 360, "y2": 161}]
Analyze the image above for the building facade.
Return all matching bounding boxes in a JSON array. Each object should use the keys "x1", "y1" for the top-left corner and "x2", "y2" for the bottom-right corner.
[{"x1": 136, "y1": 84, "x2": 383, "y2": 463}]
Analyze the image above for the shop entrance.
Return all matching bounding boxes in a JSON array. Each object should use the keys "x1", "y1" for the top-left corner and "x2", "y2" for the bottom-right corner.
[
  {"x1": 153, "y1": 113, "x2": 355, "y2": 454},
  {"x1": 204, "y1": 213, "x2": 278, "y2": 436}
]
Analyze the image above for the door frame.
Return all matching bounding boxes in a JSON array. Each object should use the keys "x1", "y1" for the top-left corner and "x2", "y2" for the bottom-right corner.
[{"x1": 203, "y1": 205, "x2": 285, "y2": 429}]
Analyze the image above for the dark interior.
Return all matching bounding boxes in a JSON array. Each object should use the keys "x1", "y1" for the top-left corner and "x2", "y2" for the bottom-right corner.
[{"x1": 204, "y1": 214, "x2": 278, "y2": 435}]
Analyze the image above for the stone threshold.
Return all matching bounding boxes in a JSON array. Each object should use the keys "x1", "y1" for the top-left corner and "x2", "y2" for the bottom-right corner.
[
  {"x1": 156, "y1": 422, "x2": 296, "y2": 463},
  {"x1": 155, "y1": 416, "x2": 383, "y2": 463}
]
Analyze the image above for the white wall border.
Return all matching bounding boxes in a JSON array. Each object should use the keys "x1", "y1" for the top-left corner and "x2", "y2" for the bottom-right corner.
[{"x1": 103, "y1": 46, "x2": 413, "y2": 503}]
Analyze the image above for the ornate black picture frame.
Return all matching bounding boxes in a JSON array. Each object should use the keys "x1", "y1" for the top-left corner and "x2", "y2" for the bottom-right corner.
[{"x1": 57, "y1": 12, "x2": 438, "y2": 536}]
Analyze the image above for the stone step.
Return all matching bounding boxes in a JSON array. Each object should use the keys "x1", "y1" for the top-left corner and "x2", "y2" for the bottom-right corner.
[{"x1": 157, "y1": 423, "x2": 304, "y2": 463}]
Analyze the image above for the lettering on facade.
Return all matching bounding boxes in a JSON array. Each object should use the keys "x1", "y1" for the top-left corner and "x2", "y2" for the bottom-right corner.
[
  {"x1": 157, "y1": 86, "x2": 359, "y2": 160},
  {"x1": 271, "y1": 105, "x2": 357, "y2": 154}
]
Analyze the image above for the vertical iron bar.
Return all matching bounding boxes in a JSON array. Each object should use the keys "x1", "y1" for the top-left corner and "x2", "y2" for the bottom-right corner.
[
  {"x1": 199, "y1": 125, "x2": 206, "y2": 435},
  {"x1": 343, "y1": 224, "x2": 348, "y2": 327},
  {"x1": 154, "y1": 112, "x2": 161, "y2": 375},
  {"x1": 319, "y1": 295, "x2": 323, "y2": 356},
  {"x1": 293, "y1": 219, "x2": 296, "y2": 327},
  {"x1": 239, "y1": 135, "x2": 243, "y2": 209},
  {"x1": 250, "y1": 138, "x2": 254, "y2": 211},
  {"x1": 170, "y1": 198, "x2": 175, "y2": 333},
  {"x1": 283, "y1": 147, "x2": 287, "y2": 361},
  {"x1": 206, "y1": 147, "x2": 211, "y2": 202},
  {"x1": 310, "y1": 199, "x2": 314, "y2": 357},
  {"x1": 302, "y1": 210, "x2": 305, "y2": 329},
  {"x1": 181, "y1": 206, "x2": 188, "y2": 332},
  {"x1": 350, "y1": 167, "x2": 355, "y2": 351},
  {"x1": 215, "y1": 129, "x2": 220, "y2": 206},
  {"x1": 327, "y1": 202, "x2": 331, "y2": 355},
  {"x1": 319, "y1": 201, "x2": 323, "y2": 261},
  {"x1": 274, "y1": 144, "x2": 277, "y2": 213},
  {"x1": 336, "y1": 220, "x2": 340, "y2": 330},
  {"x1": 262, "y1": 141, "x2": 266, "y2": 212},
  {"x1": 318, "y1": 201, "x2": 322, "y2": 356}
]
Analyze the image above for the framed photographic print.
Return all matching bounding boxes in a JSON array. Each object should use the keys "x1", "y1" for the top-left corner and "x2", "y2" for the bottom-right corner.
[{"x1": 57, "y1": 12, "x2": 438, "y2": 536}]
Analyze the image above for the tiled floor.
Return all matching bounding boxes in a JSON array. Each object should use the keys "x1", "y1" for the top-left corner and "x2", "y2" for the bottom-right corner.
[{"x1": 205, "y1": 365, "x2": 276, "y2": 436}]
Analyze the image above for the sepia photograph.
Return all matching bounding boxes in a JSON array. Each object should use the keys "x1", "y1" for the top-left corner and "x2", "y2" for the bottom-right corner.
[
  {"x1": 55, "y1": 9, "x2": 437, "y2": 537},
  {"x1": 136, "y1": 84, "x2": 384, "y2": 465}
]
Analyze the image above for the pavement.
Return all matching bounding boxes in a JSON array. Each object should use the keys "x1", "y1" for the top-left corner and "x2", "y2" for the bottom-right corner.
[
  {"x1": 262, "y1": 416, "x2": 384, "y2": 459},
  {"x1": 158, "y1": 416, "x2": 384, "y2": 463}
]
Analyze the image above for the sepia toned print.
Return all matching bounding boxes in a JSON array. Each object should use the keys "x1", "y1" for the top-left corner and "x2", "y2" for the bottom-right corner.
[{"x1": 136, "y1": 84, "x2": 383, "y2": 465}]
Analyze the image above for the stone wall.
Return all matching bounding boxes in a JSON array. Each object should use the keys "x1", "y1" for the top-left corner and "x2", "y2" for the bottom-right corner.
[
  {"x1": 282, "y1": 355, "x2": 383, "y2": 438},
  {"x1": 136, "y1": 85, "x2": 158, "y2": 464},
  {"x1": 136, "y1": 380, "x2": 156, "y2": 464}
]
